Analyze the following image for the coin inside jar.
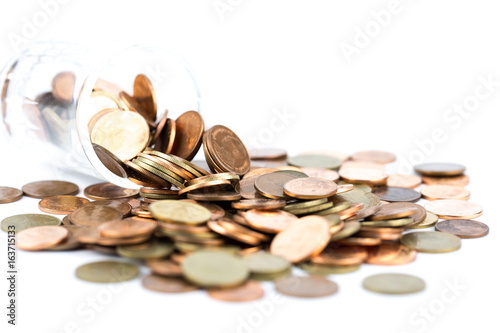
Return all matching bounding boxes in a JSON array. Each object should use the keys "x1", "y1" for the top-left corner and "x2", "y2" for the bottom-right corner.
[{"x1": 283, "y1": 177, "x2": 338, "y2": 200}]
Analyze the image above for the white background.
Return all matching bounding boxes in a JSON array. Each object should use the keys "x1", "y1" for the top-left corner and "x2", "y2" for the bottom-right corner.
[{"x1": 1, "y1": 1, "x2": 499, "y2": 333}]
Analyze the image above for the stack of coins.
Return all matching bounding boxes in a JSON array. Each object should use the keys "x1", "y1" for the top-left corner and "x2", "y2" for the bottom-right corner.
[{"x1": 1, "y1": 75, "x2": 489, "y2": 299}]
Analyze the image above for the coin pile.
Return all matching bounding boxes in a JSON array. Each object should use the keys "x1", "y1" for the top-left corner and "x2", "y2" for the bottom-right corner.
[{"x1": 1, "y1": 73, "x2": 489, "y2": 298}]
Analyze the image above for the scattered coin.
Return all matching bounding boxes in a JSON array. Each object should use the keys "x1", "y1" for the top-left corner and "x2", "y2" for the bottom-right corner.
[
  {"x1": 283, "y1": 177, "x2": 338, "y2": 199},
  {"x1": 248, "y1": 148, "x2": 287, "y2": 160},
  {"x1": 425, "y1": 200, "x2": 483, "y2": 219},
  {"x1": 117, "y1": 240, "x2": 174, "y2": 259},
  {"x1": 0, "y1": 186, "x2": 23, "y2": 204},
  {"x1": 38, "y1": 195, "x2": 90, "y2": 215},
  {"x1": 76, "y1": 261, "x2": 139, "y2": 283},
  {"x1": 232, "y1": 199, "x2": 286, "y2": 211},
  {"x1": 275, "y1": 275, "x2": 339, "y2": 298},
  {"x1": 420, "y1": 185, "x2": 470, "y2": 201},
  {"x1": 363, "y1": 273, "x2": 425, "y2": 294},
  {"x1": 244, "y1": 209, "x2": 298, "y2": 233},
  {"x1": 288, "y1": 154, "x2": 342, "y2": 170},
  {"x1": 365, "y1": 243, "x2": 417, "y2": 265},
  {"x1": 98, "y1": 217, "x2": 157, "y2": 238},
  {"x1": 150, "y1": 200, "x2": 211, "y2": 225},
  {"x1": 22, "y1": 180, "x2": 79, "y2": 199},
  {"x1": 208, "y1": 280, "x2": 265, "y2": 302},
  {"x1": 434, "y1": 219, "x2": 489, "y2": 239},
  {"x1": 311, "y1": 244, "x2": 368, "y2": 266},
  {"x1": 421, "y1": 174, "x2": 470, "y2": 187},
  {"x1": 69, "y1": 205, "x2": 122, "y2": 227},
  {"x1": 300, "y1": 167, "x2": 339, "y2": 182},
  {"x1": 1, "y1": 214, "x2": 61, "y2": 232},
  {"x1": 400, "y1": 231, "x2": 461, "y2": 253},
  {"x1": 254, "y1": 172, "x2": 302, "y2": 199},
  {"x1": 84, "y1": 183, "x2": 139, "y2": 200},
  {"x1": 351, "y1": 150, "x2": 396, "y2": 164},
  {"x1": 387, "y1": 174, "x2": 422, "y2": 188},
  {"x1": 414, "y1": 162, "x2": 466, "y2": 176},
  {"x1": 243, "y1": 251, "x2": 291, "y2": 275},
  {"x1": 372, "y1": 186, "x2": 421, "y2": 202},
  {"x1": 406, "y1": 211, "x2": 439, "y2": 229},
  {"x1": 142, "y1": 274, "x2": 198, "y2": 293},
  {"x1": 17, "y1": 225, "x2": 69, "y2": 251}
]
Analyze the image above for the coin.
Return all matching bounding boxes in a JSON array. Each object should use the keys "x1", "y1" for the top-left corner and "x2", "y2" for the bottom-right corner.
[
  {"x1": 181, "y1": 250, "x2": 249, "y2": 288},
  {"x1": 311, "y1": 244, "x2": 368, "y2": 266},
  {"x1": 367, "y1": 202, "x2": 419, "y2": 221},
  {"x1": 338, "y1": 162, "x2": 388, "y2": 185},
  {"x1": 232, "y1": 199, "x2": 286, "y2": 210},
  {"x1": 0, "y1": 186, "x2": 23, "y2": 204},
  {"x1": 98, "y1": 217, "x2": 157, "y2": 238},
  {"x1": 400, "y1": 231, "x2": 461, "y2": 253},
  {"x1": 275, "y1": 275, "x2": 339, "y2": 298},
  {"x1": 372, "y1": 186, "x2": 421, "y2": 202},
  {"x1": 204, "y1": 125, "x2": 250, "y2": 176},
  {"x1": 207, "y1": 220, "x2": 262, "y2": 246},
  {"x1": 434, "y1": 219, "x2": 489, "y2": 238},
  {"x1": 247, "y1": 148, "x2": 287, "y2": 160},
  {"x1": 387, "y1": 174, "x2": 422, "y2": 188},
  {"x1": 361, "y1": 217, "x2": 414, "y2": 228},
  {"x1": 425, "y1": 200, "x2": 483, "y2": 219},
  {"x1": 47, "y1": 227, "x2": 82, "y2": 251},
  {"x1": 299, "y1": 262, "x2": 361, "y2": 275},
  {"x1": 22, "y1": 180, "x2": 79, "y2": 199},
  {"x1": 117, "y1": 240, "x2": 174, "y2": 259},
  {"x1": 208, "y1": 280, "x2": 264, "y2": 302},
  {"x1": 420, "y1": 185, "x2": 471, "y2": 201},
  {"x1": 287, "y1": 201, "x2": 334, "y2": 216},
  {"x1": 90, "y1": 109, "x2": 150, "y2": 161},
  {"x1": 351, "y1": 150, "x2": 396, "y2": 164},
  {"x1": 145, "y1": 259, "x2": 183, "y2": 277},
  {"x1": 69, "y1": 205, "x2": 122, "y2": 227},
  {"x1": 330, "y1": 221, "x2": 361, "y2": 241},
  {"x1": 331, "y1": 189, "x2": 381, "y2": 208},
  {"x1": 170, "y1": 111, "x2": 204, "y2": 160},
  {"x1": 270, "y1": 215, "x2": 330, "y2": 263},
  {"x1": 142, "y1": 275, "x2": 198, "y2": 293},
  {"x1": 84, "y1": 183, "x2": 139, "y2": 200},
  {"x1": 52, "y1": 71, "x2": 75, "y2": 103},
  {"x1": 93, "y1": 143, "x2": 128, "y2": 178},
  {"x1": 17, "y1": 225, "x2": 69, "y2": 251},
  {"x1": 254, "y1": 172, "x2": 302, "y2": 199},
  {"x1": 38, "y1": 195, "x2": 90, "y2": 215},
  {"x1": 365, "y1": 243, "x2": 417, "y2": 265},
  {"x1": 357, "y1": 226, "x2": 403, "y2": 241},
  {"x1": 414, "y1": 162, "x2": 465, "y2": 176},
  {"x1": 150, "y1": 200, "x2": 211, "y2": 225},
  {"x1": 76, "y1": 261, "x2": 139, "y2": 283},
  {"x1": 84, "y1": 199, "x2": 132, "y2": 217},
  {"x1": 1, "y1": 214, "x2": 61, "y2": 232},
  {"x1": 243, "y1": 252, "x2": 291, "y2": 275},
  {"x1": 363, "y1": 273, "x2": 425, "y2": 294},
  {"x1": 288, "y1": 154, "x2": 342, "y2": 170},
  {"x1": 187, "y1": 190, "x2": 241, "y2": 201},
  {"x1": 133, "y1": 74, "x2": 157, "y2": 122},
  {"x1": 345, "y1": 205, "x2": 381, "y2": 221},
  {"x1": 243, "y1": 209, "x2": 298, "y2": 233},
  {"x1": 283, "y1": 177, "x2": 338, "y2": 200},
  {"x1": 421, "y1": 174, "x2": 470, "y2": 187},
  {"x1": 406, "y1": 211, "x2": 439, "y2": 229},
  {"x1": 300, "y1": 167, "x2": 339, "y2": 182}
]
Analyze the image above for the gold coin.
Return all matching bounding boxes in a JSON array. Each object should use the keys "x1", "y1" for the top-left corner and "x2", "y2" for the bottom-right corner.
[
  {"x1": 425, "y1": 199, "x2": 483, "y2": 219},
  {"x1": 330, "y1": 221, "x2": 361, "y2": 241},
  {"x1": 17, "y1": 225, "x2": 69, "y2": 251},
  {"x1": 420, "y1": 185, "x2": 471, "y2": 201},
  {"x1": 76, "y1": 261, "x2": 139, "y2": 283},
  {"x1": 311, "y1": 244, "x2": 368, "y2": 266},
  {"x1": 283, "y1": 177, "x2": 338, "y2": 200},
  {"x1": 243, "y1": 209, "x2": 298, "y2": 233},
  {"x1": 117, "y1": 240, "x2": 174, "y2": 259},
  {"x1": 178, "y1": 179, "x2": 231, "y2": 195},
  {"x1": 275, "y1": 275, "x2": 339, "y2": 298},
  {"x1": 145, "y1": 259, "x2": 183, "y2": 277},
  {"x1": 90, "y1": 109, "x2": 149, "y2": 161},
  {"x1": 363, "y1": 273, "x2": 425, "y2": 294},
  {"x1": 400, "y1": 231, "x2": 461, "y2": 253},
  {"x1": 207, "y1": 220, "x2": 262, "y2": 246},
  {"x1": 367, "y1": 202, "x2": 419, "y2": 221},
  {"x1": 149, "y1": 200, "x2": 211, "y2": 225},
  {"x1": 270, "y1": 215, "x2": 330, "y2": 263},
  {"x1": 38, "y1": 195, "x2": 90, "y2": 215},
  {"x1": 361, "y1": 217, "x2": 414, "y2": 227},
  {"x1": 406, "y1": 211, "x2": 439, "y2": 229},
  {"x1": 1, "y1": 214, "x2": 62, "y2": 232}
]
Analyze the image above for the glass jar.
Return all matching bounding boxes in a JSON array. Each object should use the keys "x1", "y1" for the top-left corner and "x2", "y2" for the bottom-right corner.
[{"x1": 0, "y1": 41, "x2": 200, "y2": 188}]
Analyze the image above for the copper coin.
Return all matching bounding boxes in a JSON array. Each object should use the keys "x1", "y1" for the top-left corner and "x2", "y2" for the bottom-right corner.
[
  {"x1": 243, "y1": 209, "x2": 298, "y2": 233},
  {"x1": 151, "y1": 109, "x2": 169, "y2": 143},
  {"x1": 351, "y1": 150, "x2": 396, "y2": 164},
  {"x1": 414, "y1": 162, "x2": 465, "y2": 176},
  {"x1": 17, "y1": 225, "x2": 69, "y2": 251},
  {"x1": 283, "y1": 177, "x2": 338, "y2": 200},
  {"x1": 420, "y1": 185, "x2": 470, "y2": 201},
  {"x1": 338, "y1": 163, "x2": 388, "y2": 185},
  {"x1": 368, "y1": 202, "x2": 420, "y2": 221},
  {"x1": 425, "y1": 200, "x2": 483, "y2": 219},
  {"x1": 208, "y1": 280, "x2": 264, "y2": 302},
  {"x1": 365, "y1": 243, "x2": 417, "y2": 265},
  {"x1": 47, "y1": 227, "x2": 82, "y2": 251},
  {"x1": 337, "y1": 236, "x2": 382, "y2": 246},
  {"x1": 372, "y1": 186, "x2": 421, "y2": 202},
  {"x1": 288, "y1": 154, "x2": 342, "y2": 170},
  {"x1": 248, "y1": 148, "x2": 287, "y2": 160},
  {"x1": 387, "y1": 174, "x2": 422, "y2": 188},
  {"x1": 204, "y1": 125, "x2": 250, "y2": 176},
  {"x1": 254, "y1": 172, "x2": 302, "y2": 199},
  {"x1": 207, "y1": 220, "x2": 262, "y2": 246},
  {"x1": 69, "y1": 205, "x2": 122, "y2": 227},
  {"x1": 52, "y1": 71, "x2": 76, "y2": 103},
  {"x1": 187, "y1": 190, "x2": 241, "y2": 201},
  {"x1": 275, "y1": 275, "x2": 339, "y2": 298},
  {"x1": 435, "y1": 219, "x2": 489, "y2": 238},
  {"x1": 236, "y1": 175, "x2": 266, "y2": 199},
  {"x1": 93, "y1": 143, "x2": 128, "y2": 178},
  {"x1": 270, "y1": 215, "x2": 330, "y2": 263},
  {"x1": 422, "y1": 174, "x2": 470, "y2": 187},
  {"x1": 311, "y1": 244, "x2": 368, "y2": 266},
  {"x1": 178, "y1": 179, "x2": 232, "y2": 195},
  {"x1": 84, "y1": 183, "x2": 139, "y2": 200},
  {"x1": 125, "y1": 160, "x2": 172, "y2": 188},
  {"x1": 22, "y1": 180, "x2": 79, "y2": 199},
  {"x1": 142, "y1": 274, "x2": 198, "y2": 293},
  {"x1": 145, "y1": 259, "x2": 183, "y2": 277},
  {"x1": 300, "y1": 167, "x2": 339, "y2": 182},
  {"x1": 243, "y1": 167, "x2": 278, "y2": 179},
  {"x1": 38, "y1": 195, "x2": 90, "y2": 215},
  {"x1": 133, "y1": 74, "x2": 157, "y2": 122},
  {"x1": 119, "y1": 91, "x2": 156, "y2": 128},
  {"x1": 345, "y1": 205, "x2": 381, "y2": 221},
  {"x1": 217, "y1": 218, "x2": 269, "y2": 242},
  {"x1": 232, "y1": 199, "x2": 286, "y2": 210},
  {"x1": 0, "y1": 186, "x2": 23, "y2": 204},
  {"x1": 170, "y1": 111, "x2": 204, "y2": 160},
  {"x1": 358, "y1": 227, "x2": 403, "y2": 241},
  {"x1": 98, "y1": 217, "x2": 157, "y2": 238},
  {"x1": 84, "y1": 199, "x2": 132, "y2": 217}
]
